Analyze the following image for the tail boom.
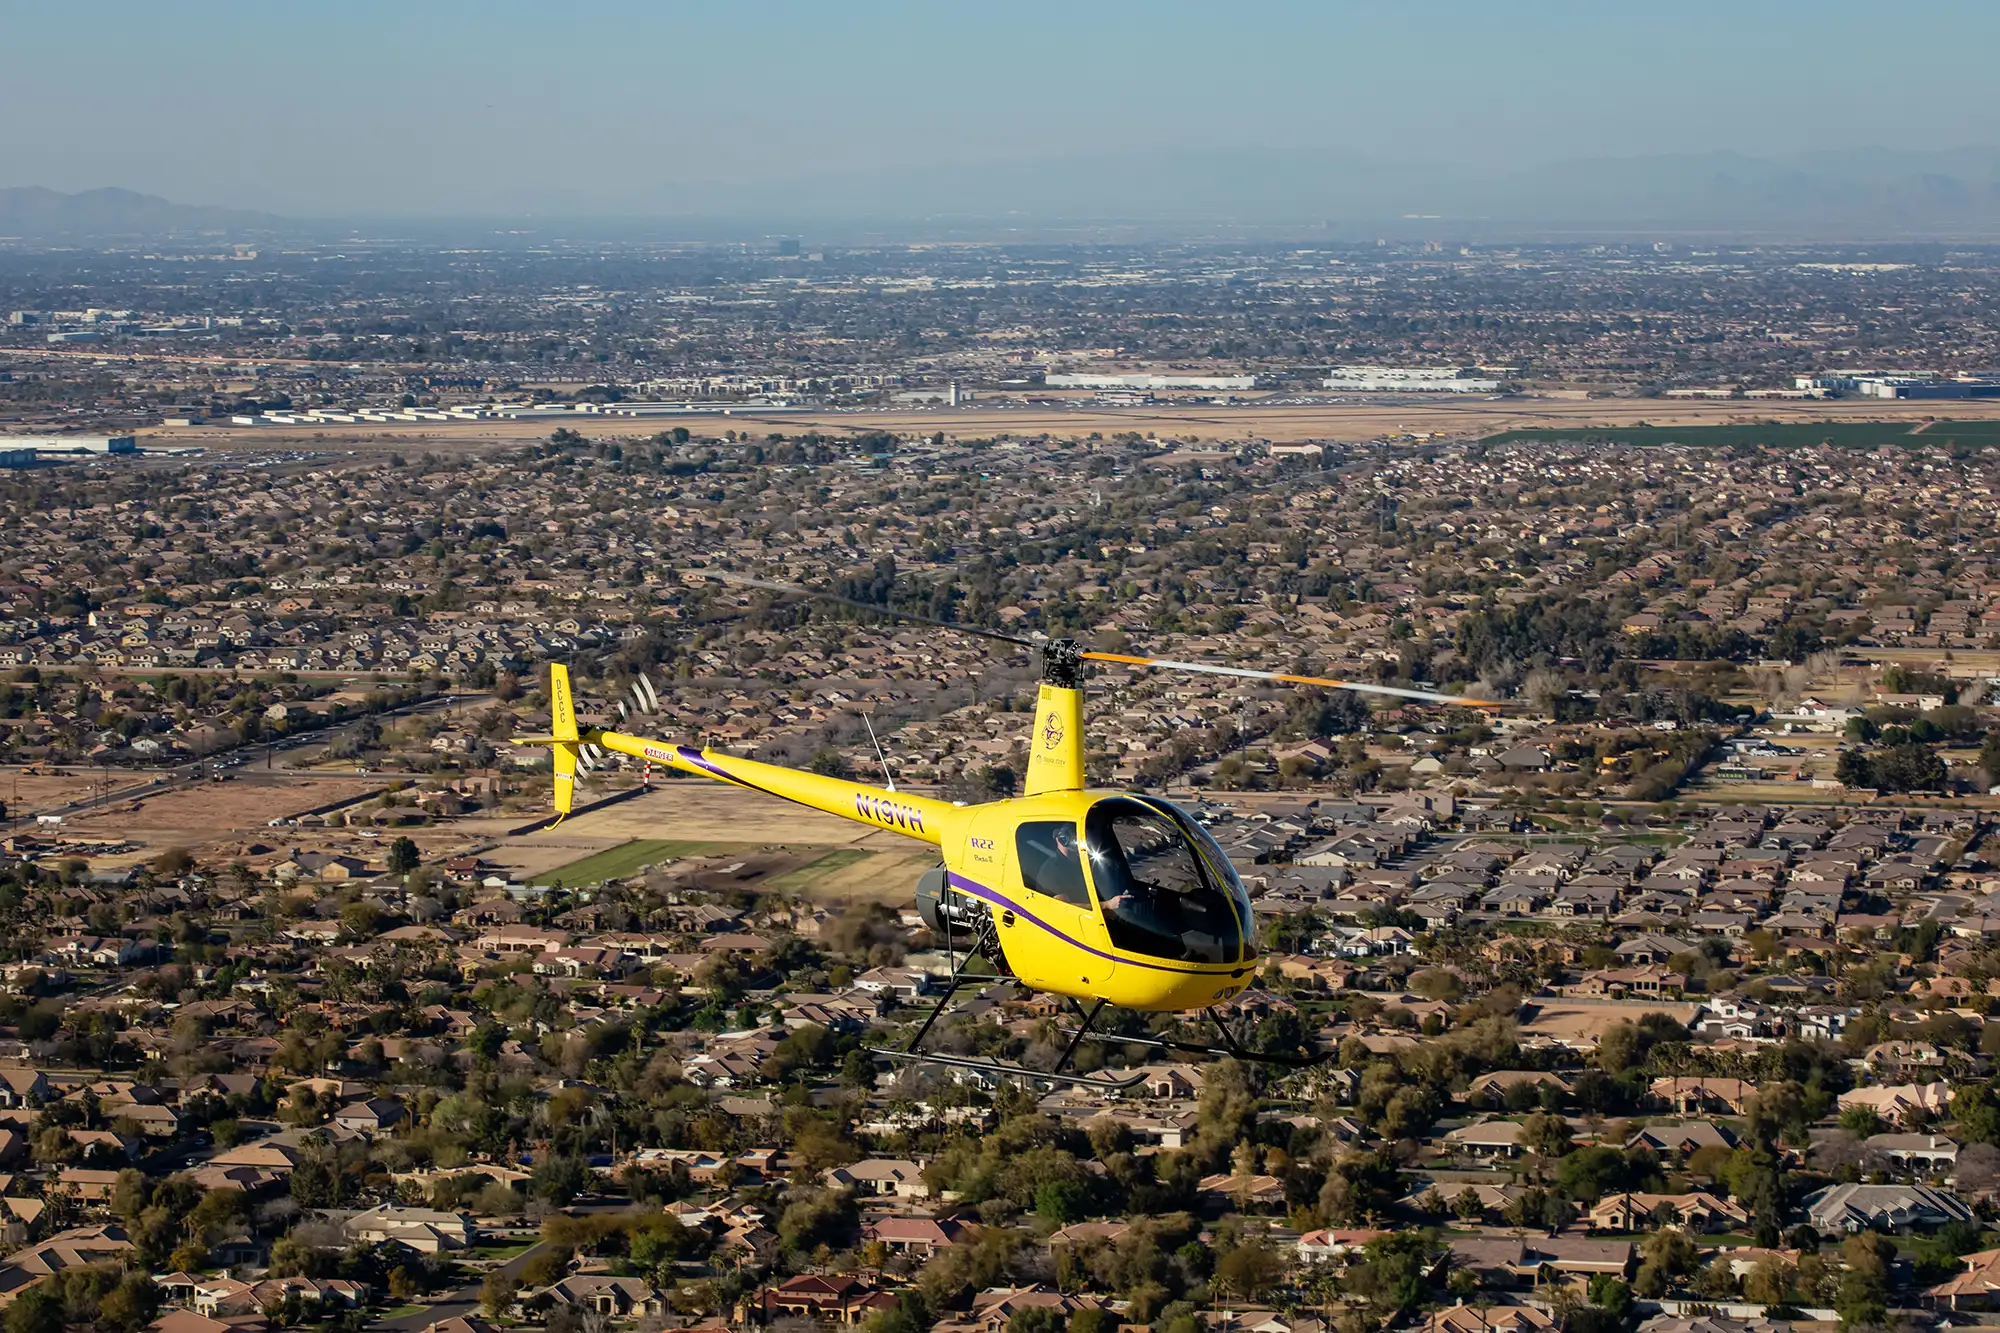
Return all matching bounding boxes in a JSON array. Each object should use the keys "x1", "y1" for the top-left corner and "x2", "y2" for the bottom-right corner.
[
  {"x1": 590, "y1": 730, "x2": 955, "y2": 846},
  {"x1": 513, "y1": 663, "x2": 957, "y2": 843}
]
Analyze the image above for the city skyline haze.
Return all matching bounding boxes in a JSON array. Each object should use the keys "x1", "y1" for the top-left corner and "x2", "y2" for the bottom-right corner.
[{"x1": 5, "y1": 0, "x2": 2000, "y2": 221}]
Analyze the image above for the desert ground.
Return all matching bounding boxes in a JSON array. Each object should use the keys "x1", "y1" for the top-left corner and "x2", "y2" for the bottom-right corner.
[
  {"x1": 17, "y1": 757, "x2": 937, "y2": 900},
  {"x1": 477, "y1": 780, "x2": 938, "y2": 905},
  {"x1": 4, "y1": 769, "x2": 156, "y2": 820},
  {"x1": 1518, "y1": 996, "x2": 1699, "y2": 1043},
  {"x1": 58, "y1": 776, "x2": 386, "y2": 862}
]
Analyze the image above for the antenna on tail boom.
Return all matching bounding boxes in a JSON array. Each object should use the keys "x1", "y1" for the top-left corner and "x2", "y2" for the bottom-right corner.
[{"x1": 861, "y1": 712, "x2": 896, "y2": 793}]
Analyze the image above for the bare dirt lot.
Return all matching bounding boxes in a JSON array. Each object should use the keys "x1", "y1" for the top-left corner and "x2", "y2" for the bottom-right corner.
[
  {"x1": 484, "y1": 781, "x2": 937, "y2": 904},
  {"x1": 65, "y1": 776, "x2": 382, "y2": 852},
  {"x1": 1520, "y1": 997, "x2": 1699, "y2": 1045},
  {"x1": 5, "y1": 769, "x2": 156, "y2": 818},
  {"x1": 143, "y1": 397, "x2": 2000, "y2": 453}
]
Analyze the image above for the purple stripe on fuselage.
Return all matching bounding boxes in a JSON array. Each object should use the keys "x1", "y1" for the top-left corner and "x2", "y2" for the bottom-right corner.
[
  {"x1": 945, "y1": 870, "x2": 1221, "y2": 976},
  {"x1": 678, "y1": 744, "x2": 761, "y2": 790}
]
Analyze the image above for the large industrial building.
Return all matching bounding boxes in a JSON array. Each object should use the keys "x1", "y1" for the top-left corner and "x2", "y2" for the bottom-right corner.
[
  {"x1": 1323, "y1": 366, "x2": 1501, "y2": 393},
  {"x1": 1795, "y1": 372, "x2": 2000, "y2": 399},
  {"x1": 0, "y1": 434, "x2": 138, "y2": 457}
]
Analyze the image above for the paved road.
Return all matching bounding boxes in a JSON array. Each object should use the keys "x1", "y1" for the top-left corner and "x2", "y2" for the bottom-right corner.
[
  {"x1": 17, "y1": 663, "x2": 418, "y2": 680},
  {"x1": 369, "y1": 1240, "x2": 551, "y2": 1332},
  {"x1": 22, "y1": 691, "x2": 472, "y2": 821}
]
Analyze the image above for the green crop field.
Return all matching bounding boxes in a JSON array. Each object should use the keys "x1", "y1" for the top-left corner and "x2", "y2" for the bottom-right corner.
[
  {"x1": 1478, "y1": 421, "x2": 1998, "y2": 450},
  {"x1": 765, "y1": 848, "x2": 874, "y2": 892},
  {"x1": 530, "y1": 838, "x2": 739, "y2": 885},
  {"x1": 1917, "y1": 420, "x2": 2000, "y2": 440}
]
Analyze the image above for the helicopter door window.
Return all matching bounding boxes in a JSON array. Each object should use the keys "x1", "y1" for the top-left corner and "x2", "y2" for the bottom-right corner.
[
  {"x1": 1016, "y1": 821, "x2": 1092, "y2": 909},
  {"x1": 1085, "y1": 799, "x2": 1243, "y2": 965}
]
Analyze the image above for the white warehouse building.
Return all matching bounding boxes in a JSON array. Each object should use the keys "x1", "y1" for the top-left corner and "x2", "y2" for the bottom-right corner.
[
  {"x1": 1323, "y1": 366, "x2": 1500, "y2": 393},
  {"x1": 1044, "y1": 373, "x2": 1256, "y2": 391},
  {"x1": 0, "y1": 434, "x2": 137, "y2": 454}
]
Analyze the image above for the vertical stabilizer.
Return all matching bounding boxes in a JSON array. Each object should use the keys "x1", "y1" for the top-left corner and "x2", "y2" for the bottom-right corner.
[
  {"x1": 549, "y1": 663, "x2": 579, "y2": 822},
  {"x1": 550, "y1": 663, "x2": 579, "y2": 743}
]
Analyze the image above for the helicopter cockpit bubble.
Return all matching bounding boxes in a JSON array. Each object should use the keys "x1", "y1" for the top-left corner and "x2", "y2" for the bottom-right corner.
[{"x1": 1083, "y1": 796, "x2": 1251, "y2": 966}]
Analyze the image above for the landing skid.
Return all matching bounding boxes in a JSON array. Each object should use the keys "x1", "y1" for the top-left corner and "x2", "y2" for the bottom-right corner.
[
  {"x1": 872, "y1": 1046, "x2": 1149, "y2": 1092},
  {"x1": 1062, "y1": 1005, "x2": 1332, "y2": 1071},
  {"x1": 868, "y1": 979, "x2": 1149, "y2": 1093}
]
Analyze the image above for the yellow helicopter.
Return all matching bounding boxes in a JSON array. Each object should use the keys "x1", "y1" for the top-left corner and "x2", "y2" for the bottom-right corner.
[{"x1": 515, "y1": 574, "x2": 1494, "y2": 1089}]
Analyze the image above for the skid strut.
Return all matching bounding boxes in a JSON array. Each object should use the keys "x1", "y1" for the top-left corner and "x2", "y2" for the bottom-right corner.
[
  {"x1": 1058, "y1": 1005, "x2": 1331, "y2": 1071},
  {"x1": 869, "y1": 980, "x2": 1146, "y2": 1092}
]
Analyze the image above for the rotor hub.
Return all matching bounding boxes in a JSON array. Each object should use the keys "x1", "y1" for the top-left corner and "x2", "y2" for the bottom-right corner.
[{"x1": 1041, "y1": 638, "x2": 1085, "y2": 688}]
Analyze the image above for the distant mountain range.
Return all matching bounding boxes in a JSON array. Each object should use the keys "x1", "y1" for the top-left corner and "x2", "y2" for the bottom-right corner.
[
  {"x1": 8, "y1": 148, "x2": 2000, "y2": 239},
  {"x1": 623, "y1": 146, "x2": 2000, "y2": 236},
  {"x1": 0, "y1": 186, "x2": 285, "y2": 239}
]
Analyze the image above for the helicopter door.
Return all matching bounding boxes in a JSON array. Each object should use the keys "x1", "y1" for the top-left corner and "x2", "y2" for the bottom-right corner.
[{"x1": 1011, "y1": 820, "x2": 1116, "y2": 992}]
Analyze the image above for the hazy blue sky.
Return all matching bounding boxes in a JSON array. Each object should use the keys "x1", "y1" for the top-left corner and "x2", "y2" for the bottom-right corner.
[{"x1": 7, "y1": 0, "x2": 2000, "y2": 216}]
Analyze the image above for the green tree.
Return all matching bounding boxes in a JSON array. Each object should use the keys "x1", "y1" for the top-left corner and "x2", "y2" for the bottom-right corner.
[
  {"x1": 1192, "y1": 1060, "x2": 1257, "y2": 1168},
  {"x1": 151, "y1": 847, "x2": 194, "y2": 878},
  {"x1": 1596, "y1": 1022, "x2": 1640, "y2": 1073},
  {"x1": 387, "y1": 836, "x2": 421, "y2": 874},
  {"x1": 1318, "y1": 1150, "x2": 1402, "y2": 1225},
  {"x1": 518, "y1": 1246, "x2": 571, "y2": 1290},
  {"x1": 1743, "y1": 1256, "x2": 1793, "y2": 1305},
  {"x1": 1837, "y1": 1105, "x2": 1883, "y2": 1138},
  {"x1": 288, "y1": 1157, "x2": 337, "y2": 1208},
  {"x1": 809, "y1": 749, "x2": 851, "y2": 779},
  {"x1": 1980, "y1": 729, "x2": 2000, "y2": 787},
  {"x1": 1555, "y1": 1145, "x2": 1628, "y2": 1204},
  {"x1": 339, "y1": 900, "x2": 384, "y2": 938},
  {"x1": 1409, "y1": 969, "x2": 1463, "y2": 1003},
  {"x1": 1346, "y1": 1232, "x2": 1435, "y2": 1315},
  {"x1": 779, "y1": 1187, "x2": 858, "y2": 1254},
  {"x1": 1522, "y1": 1111, "x2": 1573, "y2": 1158},
  {"x1": 4, "y1": 1288, "x2": 62, "y2": 1333},
  {"x1": 1641, "y1": 1230, "x2": 1699, "y2": 1280},
  {"x1": 1215, "y1": 1241, "x2": 1283, "y2": 1303},
  {"x1": 1869, "y1": 742, "x2": 1946, "y2": 792},
  {"x1": 530, "y1": 1154, "x2": 590, "y2": 1206},
  {"x1": 98, "y1": 1274, "x2": 160, "y2": 1333},
  {"x1": 1036, "y1": 1179, "x2": 1089, "y2": 1226},
  {"x1": 480, "y1": 1274, "x2": 519, "y2": 1318},
  {"x1": 1588, "y1": 1276, "x2": 1633, "y2": 1318},
  {"x1": 1007, "y1": 1308, "x2": 1067, "y2": 1333}
]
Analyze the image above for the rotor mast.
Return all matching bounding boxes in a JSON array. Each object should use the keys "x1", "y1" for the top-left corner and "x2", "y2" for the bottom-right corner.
[{"x1": 1023, "y1": 638, "x2": 1086, "y2": 795}]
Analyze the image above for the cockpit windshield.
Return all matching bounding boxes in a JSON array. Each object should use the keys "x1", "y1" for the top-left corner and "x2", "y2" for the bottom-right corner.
[{"x1": 1084, "y1": 796, "x2": 1250, "y2": 965}]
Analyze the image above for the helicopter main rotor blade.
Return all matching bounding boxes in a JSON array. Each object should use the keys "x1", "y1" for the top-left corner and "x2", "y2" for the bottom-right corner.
[
  {"x1": 695, "y1": 569, "x2": 1498, "y2": 705},
  {"x1": 1080, "y1": 651, "x2": 1500, "y2": 708},
  {"x1": 695, "y1": 570, "x2": 1039, "y2": 648}
]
